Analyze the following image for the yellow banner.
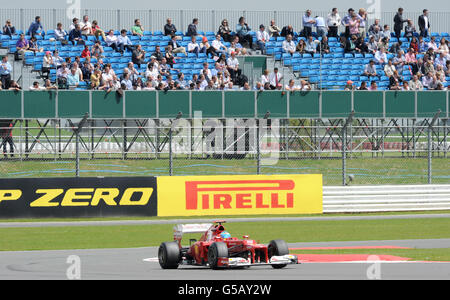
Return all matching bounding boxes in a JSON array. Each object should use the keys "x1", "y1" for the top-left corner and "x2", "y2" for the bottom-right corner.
[{"x1": 157, "y1": 174, "x2": 322, "y2": 217}]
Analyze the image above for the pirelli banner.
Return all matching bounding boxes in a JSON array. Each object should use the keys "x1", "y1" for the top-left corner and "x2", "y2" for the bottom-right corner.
[
  {"x1": 0, "y1": 177, "x2": 157, "y2": 218},
  {"x1": 157, "y1": 174, "x2": 323, "y2": 217}
]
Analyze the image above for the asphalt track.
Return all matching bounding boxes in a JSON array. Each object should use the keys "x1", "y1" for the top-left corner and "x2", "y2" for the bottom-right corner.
[{"x1": 1, "y1": 239, "x2": 449, "y2": 280}]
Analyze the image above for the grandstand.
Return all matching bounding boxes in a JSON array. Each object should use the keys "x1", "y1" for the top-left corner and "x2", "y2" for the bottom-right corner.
[{"x1": 0, "y1": 9, "x2": 449, "y2": 91}]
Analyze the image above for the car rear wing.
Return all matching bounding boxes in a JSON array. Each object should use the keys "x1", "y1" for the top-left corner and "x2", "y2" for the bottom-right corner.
[{"x1": 173, "y1": 223, "x2": 212, "y2": 240}]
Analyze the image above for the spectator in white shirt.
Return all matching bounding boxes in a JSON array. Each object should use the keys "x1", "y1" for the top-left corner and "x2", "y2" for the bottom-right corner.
[
  {"x1": 374, "y1": 47, "x2": 388, "y2": 64},
  {"x1": 54, "y1": 23, "x2": 68, "y2": 44},
  {"x1": 269, "y1": 67, "x2": 282, "y2": 89},
  {"x1": 226, "y1": 51, "x2": 241, "y2": 83},
  {"x1": 29, "y1": 81, "x2": 46, "y2": 91},
  {"x1": 105, "y1": 30, "x2": 119, "y2": 51},
  {"x1": 282, "y1": 34, "x2": 296, "y2": 55},
  {"x1": 314, "y1": 16, "x2": 327, "y2": 39},
  {"x1": 188, "y1": 35, "x2": 206, "y2": 55},
  {"x1": 268, "y1": 20, "x2": 281, "y2": 38},
  {"x1": 384, "y1": 59, "x2": 396, "y2": 77},
  {"x1": 260, "y1": 69, "x2": 270, "y2": 86},
  {"x1": 211, "y1": 34, "x2": 227, "y2": 56},
  {"x1": 80, "y1": 15, "x2": 92, "y2": 36},
  {"x1": 256, "y1": 25, "x2": 270, "y2": 55},
  {"x1": 327, "y1": 8, "x2": 341, "y2": 38},
  {"x1": 117, "y1": 29, "x2": 133, "y2": 53}
]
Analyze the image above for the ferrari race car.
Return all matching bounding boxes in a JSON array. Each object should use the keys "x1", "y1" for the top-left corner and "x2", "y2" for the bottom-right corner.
[{"x1": 158, "y1": 221, "x2": 298, "y2": 269}]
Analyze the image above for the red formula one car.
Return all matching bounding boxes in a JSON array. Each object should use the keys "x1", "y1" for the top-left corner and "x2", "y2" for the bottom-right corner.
[{"x1": 158, "y1": 221, "x2": 298, "y2": 269}]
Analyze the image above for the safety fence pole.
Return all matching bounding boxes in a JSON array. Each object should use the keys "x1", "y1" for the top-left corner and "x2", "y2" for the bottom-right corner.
[
  {"x1": 342, "y1": 111, "x2": 355, "y2": 186},
  {"x1": 428, "y1": 110, "x2": 441, "y2": 184},
  {"x1": 75, "y1": 113, "x2": 89, "y2": 178}
]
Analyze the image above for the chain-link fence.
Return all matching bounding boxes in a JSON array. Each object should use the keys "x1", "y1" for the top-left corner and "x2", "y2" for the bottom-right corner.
[{"x1": 0, "y1": 112, "x2": 448, "y2": 186}]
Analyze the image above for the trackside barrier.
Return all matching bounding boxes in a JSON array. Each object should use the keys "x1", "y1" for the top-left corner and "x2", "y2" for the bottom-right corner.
[{"x1": 323, "y1": 184, "x2": 450, "y2": 213}]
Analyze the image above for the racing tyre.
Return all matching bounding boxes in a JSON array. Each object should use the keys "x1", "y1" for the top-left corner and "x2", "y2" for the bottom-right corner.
[
  {"x1": 158, "y1": 241, "x2": 181, "y2": 269},
  {"x1": 268, "y1": 239, "x2": 289, "y2": 269},
  {"x1": 208, "y1": 242, "x2": 229, "y2": 269}
]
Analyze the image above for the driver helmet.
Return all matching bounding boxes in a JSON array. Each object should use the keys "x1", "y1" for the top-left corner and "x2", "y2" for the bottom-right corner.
[{"x1": 220, "y1": 231, "x2": 231, "y2": 239}]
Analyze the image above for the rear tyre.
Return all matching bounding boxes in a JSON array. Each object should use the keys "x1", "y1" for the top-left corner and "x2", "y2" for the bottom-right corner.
[
  {"x1": 207, "y1": 242, "x2": 229, "y2": 269},
  {"x1": 268, "y1": 239, "x2": 289, "y2": 269},
  {"x1": 158, "y1": 241, "x2": 181, "y2": 269}
]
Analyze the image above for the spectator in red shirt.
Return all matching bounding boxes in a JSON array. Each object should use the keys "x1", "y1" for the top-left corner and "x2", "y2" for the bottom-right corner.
[{"x1": 81, "y1": 45, "x2": 91, "y2": 58}]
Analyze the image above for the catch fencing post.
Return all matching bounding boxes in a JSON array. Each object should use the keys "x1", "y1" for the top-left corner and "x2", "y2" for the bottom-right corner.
[
  {"x1": 75, "y1": 113, "x2": 89, "y2": 178},
  {"x1": 428, "y1": 110, "x2": 441, "y2": 184},
  {"x1": 169, "y1": 112, "x2": 183, "y2": 176},
  {"x1": 342, "y1": 111, "x2": 355, "y2": 186},
  {"x1": 256, "y1": 111, "x2": 270, "y2": 175}
]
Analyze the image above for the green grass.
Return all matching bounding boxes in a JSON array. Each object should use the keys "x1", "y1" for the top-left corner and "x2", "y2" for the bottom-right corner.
[
  {"x1": 0, "y1": 157, "x2": 448, "y2": 185},
  {"x1": 1, "y1": 217, "x2": 449, "y2": 251}
]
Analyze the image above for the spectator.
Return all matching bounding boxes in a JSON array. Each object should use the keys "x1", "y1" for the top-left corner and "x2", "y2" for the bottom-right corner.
[
  {"x1": 378, "y1": 37, "x2": 390, "y2": 52},
  {"x1": 42, "y1": 51, "x2": 54, "y2": 79},
  {"x1": 418, "y1": 36, "x2": 428, "y2": 53},
  {"x1": 217, "y1": 19, "x2": 233, "y2": 43},
  {"x1": 231, "y1": 36, "x2": 248, "y2": 55},
  {"x1": 404, "y1": 20, "x2": 416, "y2": 40},
  {"x1": 52, "y1": 50, "x2": 64, "y2": 68},
  {"x1": 344, "y1": 80, "x2": 355, "y2": 90},
  {"x1": 188, "y1": 35, "x2": 205, "y2": 55},
  {"x1": 187, "y1": 18, "x2": 199, "y2": 37},
  {"x1": 437, "y1": 38, "x2": 449, "y2": 54},
  {"x1": 3, "y1": 20, "x2": 16, "y2": 37},
  {"x1": 256, "y1": 25, "x2": 270, "y2": 54},
  {"x1": 368, "y1": 19, "x2": 381, "y2": 37},
  {"x1": 117, "y1": 29, "x2": 133, "y2": 53},
  {"x1": 410, "y1": 37, "x2": 419, "y2": 53},
  {"x1": 57, "y1": 62, "x2": 69, "y2": 89},
  {"x1": 393, "y1": 50, "x2": 406, "y2": 73},
  {"x1": 320, "y1": 36, "x2": 330, "y2": 54},
  {"x1": 363, "y1": 60, "x2": 378, "y2": 78},
  {"x1": 69, "y1": 18, "x2": 79, "y2": 31},
  {"x1": 121, "y1": 72, "x2": 133, "y2": 90},
  {"x1": 226, "y1": 51, "x2": 241, "y2": 83},
  {"x1": 80, "y1": 15, "x2": 92, "y2": 37},
  {"x1": 370, "y1": 24, "x2": 382, "y2": 42},
  {"x1": 212, "y1": 34, "x2": 228, "y2": 56},
  {"x1": 327, "y1": 8, "x2": 341, "y2": 38},
  {"x1": 81, "y1": 45, "x2": 91, "y2": 58},
  {"x1": 384, "y1": 59, "x2": 397, "y2": 77},
  {"x1": 260, "y1": 69, "x2": 270, "y2": 86},
  {"x1": 393, "y1": 8, "x2": 409, "y2": 39},
  {"x1": 269, "y1": 67, "x2": 282, "y2": 89},
  {"x1": 342, "y1": 8, "x2": 355, "y2": 38},
  {"x1": 389, "y1": 40, "x2": 402, "y2": 54},
  {"x1": 44, "y1": 79, "x2": 57, "y2": 90},
  {"x1": 69, "y1": 24, "x2": 85, "y2": 45},
  {"x1": 28, "y1": 16, "x2": 43, "y2": 37},
  {"x1": 15, "y1": 34, "x2": 29, "y2": 59},
  {"x1": 0, "y1": 56, "x2": 12, "y2": 89},
  {"x1": 418, "y1": 9, "x2": 430, "y2": 38},
  {"x1": 401, "y1": 81, "x2": 411, "y2": 90},
  {"x1": 348, "y1": 13, "x2": 360, "y2": 37},
  {"x1": 374, "y1": 47, "x2": 388, "y2": 64},
  {"x1": 268, "y1": 20, "x2": 281, "y2": 38},
  {"x1": 280, "y1": 25, "x2": 294, "y2": 38},
  {"x1": 358, "y1": 81, "x2": 368, "y2": 90},
  {"x1": 91, "y1": 20, "x2": 106, "y2": 41},
  {"x1": 405, "y1": 48, "x2": 419, "y2": 74},
  {"x1": 357, "y1": 8, "x2": 367, "y2": 38},
  {"x1": 369, "y1": 81, "x2": 378, "y2": 90},
  {"x1": 305, "y1": 35, "x2": 317, "y2": 55},
  {"x1": 345, "y1": 35, "x2": 360, "y2": 54},
  {"x1": 29, "y1": 81, "x2": 46, "y2": 91},
  {"x1": 152, "y1": 45, "x2": 164, "y2": 63},
  {"x1": 389, "y1": 70, "x2": 403, "y2": 89},
  {"x1": 131, "y1": 19, "x2": 144, "y2": 37},
  {"x1": 202, "y1": 36, "x2": 215, "y2": 57},
  {"x1": 302, "y1": 10, "x2": 316, "y2": 37},
  {"x1": 54, "y1": 22, "x2": 68, "y2": 45},
  {"x1": 314, "y1": 15, "x2": 326, "y2": 39},
  {"x1": 28, "y1": 36, "x2": 43, "y2": 54},
  {"x1": 427, "y1": 36, "x2": 438, "y2": 53},
  {"x1": 132, "y1": 44, "x2": 146, "y2": 68},
  {"x1": 285, "y1": 79, "x2": 298, "y2": 91},
  {"x1": 90, "y1": 69, "x2": 102, "y2": 90},
  {"x1": 106, "y1": 30, "x2": 119, "y2": 51},
  {"x1": 91, "y1": 40, "x2": 104, "y2": 59},
  {"x1": 282, "y1": 34, "x2": 296, "y2": 55},
  {"x1": 367, "y1": 35, "x2": 378, "y2": 54},
  {"x1": 435, "y1": 52, "x2": 447, "y2": 69},
  {"x1": 236, "y1": 17, "x2": 253, "y2": 49},
  {"x1": 164, "y1": 18, "x2": 177, "y2": 37},
  {"x1": 158, "y1": 58, "x2": 171, "y2": 77},
  {"x1": 381, "y1": 25, "x2": 391, "y2": 39},
  {"x1": 296, "y1": 39, "x2": 306, "y2": 54},
  {"x1": 145, "y1": 60, "x2": 159, "y2": 78},
  {"x1": 169, "y1": 34, "x2": 187, "y2": 55},
  {"x1": 299, "y1": 80, "x2": 312, "y2": 91},
  {"x1": 165, "y1": 45, "x2": 176, "y2": 67},
  {"x1": 409, "y1": 74, "x2": 424, "y2": 90},
  {"x1": 355, "y1": 36, "x2": 368, "y2": 54}
]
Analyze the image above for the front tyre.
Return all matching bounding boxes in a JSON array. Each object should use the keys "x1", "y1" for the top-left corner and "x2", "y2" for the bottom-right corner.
[
  {"x1": 158, "y1": 241, "x2": 181, "y2": 269},
  {"x1": 268, "y1": 239, "x2": 289, "y2": 269},
  {"x1": 207, "y1": 242, "x2": 229, "y2": 269}
]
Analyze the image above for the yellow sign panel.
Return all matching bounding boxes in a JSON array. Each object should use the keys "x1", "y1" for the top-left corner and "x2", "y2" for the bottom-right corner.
[{"x1": 157, "y1": 174, "x2": 322, "y2": 217}]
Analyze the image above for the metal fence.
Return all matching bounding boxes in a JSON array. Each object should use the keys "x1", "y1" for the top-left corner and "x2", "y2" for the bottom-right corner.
[
  {"x1": 1, "y1": 8, "x2": 449, "y2": 35},
  {"x1": 0, "y1": 112, "x2": 448, "y2": 185}
]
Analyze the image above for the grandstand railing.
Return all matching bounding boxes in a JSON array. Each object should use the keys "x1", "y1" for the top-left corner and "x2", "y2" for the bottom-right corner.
[
  {"x1": 1, "y1": 9, "x2": 449, "y2": 37},
  {"x1": 0, "y1": 90, "x2": 448, "y2": 119}
]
